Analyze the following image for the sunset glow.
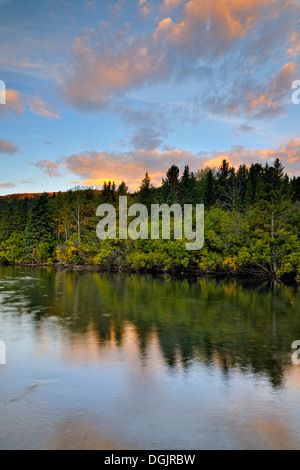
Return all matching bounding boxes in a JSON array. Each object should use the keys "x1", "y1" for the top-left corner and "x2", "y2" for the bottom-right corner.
[{"x1": 0, "y1": 0, "x2": 299, "y2": 193}]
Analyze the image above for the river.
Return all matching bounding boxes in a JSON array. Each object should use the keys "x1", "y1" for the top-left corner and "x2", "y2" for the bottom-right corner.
[{"x1": 0, "y1": 265, "x2": 299, "y2": 450}]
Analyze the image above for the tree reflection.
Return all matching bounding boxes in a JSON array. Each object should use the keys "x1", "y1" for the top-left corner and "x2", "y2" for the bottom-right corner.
[{"x1": 0, "y1": 266, "x2": 298, "y2": 388}]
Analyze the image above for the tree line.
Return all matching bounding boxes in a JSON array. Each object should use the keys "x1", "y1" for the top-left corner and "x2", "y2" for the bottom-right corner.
[{"x1": 0, "y1": 158, "x2": 299, "y2": 280}]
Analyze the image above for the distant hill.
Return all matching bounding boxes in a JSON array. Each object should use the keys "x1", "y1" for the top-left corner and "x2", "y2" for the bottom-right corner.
[
  {"x1": 0, "y1": 192, "x2": 60, "y2": 201},
  {"x1": 0, "y1": 189, "x2": 106, "y2": 201}
]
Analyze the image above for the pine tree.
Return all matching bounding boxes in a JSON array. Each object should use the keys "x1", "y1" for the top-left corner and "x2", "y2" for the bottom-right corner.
[
  {"x1": 217, "y1": 159, "x2": 233, "y2": 184},
  {"x1": 102, "y1": 181, "x2": 117, "y2": 204},
  {"x1": 202, "y1": 169, "x2": 216, "y2": 208},
  {"x1": 216, "y1": 159, "x2": 235, "y2": 206},
  {"x1": 245, "y1": 163, "x2": 263, "y2": 205},
  {"x1": 236, "y1": 165, "x2": 249, "y2": 207},
  {"x1": 136, "y1": 172, "x2": 156, "y2": 209},
  {"x1": 291, "y1": 176, "x2": 300, "y2": 202},
  {"x1": 117, "y1": 181, "x2": 129, "y2": 196},
  {"x1": 179, "y1": 165, "x2": 197, "y2": 205},
  {"x1": 24, "y1": 194, "x2": 53, "y2": 259},
  {"x1": 160, "y1": 165, "x2": 180, "y2": 204},
  {"x1": 255, "y1": 159, "x2": 292, "y2": 274}
]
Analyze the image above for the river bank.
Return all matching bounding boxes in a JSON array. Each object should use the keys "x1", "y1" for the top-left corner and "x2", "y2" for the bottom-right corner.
[{"x1": 2, "y1": 261, "x2": 299, "y2": 283}]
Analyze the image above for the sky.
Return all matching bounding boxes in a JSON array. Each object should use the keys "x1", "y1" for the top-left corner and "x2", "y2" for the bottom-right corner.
[{"x1": 0, "y1": 0, "x2": 299, "y2": 195}]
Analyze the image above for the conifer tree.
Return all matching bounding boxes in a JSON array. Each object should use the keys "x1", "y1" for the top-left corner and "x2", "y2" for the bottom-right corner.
[
  {"x1": 136, "y1": 172, "x2": 156, "y2": 209},
  {"x1": 245, "y1": 163, "x2": 263, "y2": 205},
  {"x1": 203, "y1": 169, "x2": 216, "y2": 208},
  {"x1": 117, "y1": 181, "x2": 129, "y2": 196},
  {"x1": 160, "y1": 165, "x2": 180, "y2": 204},
  {"x1": 179, "y1": 165, "x2": 197, "y2": 205},
  {"x1": 24, "y1": 193, "x2": 53, "y2": 258}
]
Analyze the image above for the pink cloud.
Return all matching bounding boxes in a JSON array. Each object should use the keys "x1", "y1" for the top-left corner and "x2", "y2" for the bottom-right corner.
[
  {"x1": 245, "y1": 62, "x2": 298, "y2": 119},
  {"x1": 34, "y1": 139, "x2": 300, "y2": 190},
  {"x1": 153, "y1": 17, "x2": 173, "y2": 41},
  {"x1": 61, "y1": 35, "x2": 168, "y2": 111},
  {"x1": 138, "y1": 0, "x2": 151, "y2": 16},
  {"x1": 160, "y1": 0, "x2": 184, "y2": 12},
  {"x1": 288, "y1": 32, "x2": 300, "y2": 58},
  {"x1": 33, "y1": 160, "x2": 61, "y2": 177},
  {"x1": 59, "y1": 0, "x2": 300, "y2": 122},
  {"x1": 202, "y1": 139, "x2": 300, "y2": 175},
  {"x1": 0, "y1": 181, "x2": 16, "y2": 188},
  {"x1": 0, "y1": 138, "x2": 19, "y2": 154},
  {"x1": 166, "y1": 0, "x2": 279, "y2": 51},
  {"x1": 0, "y1": 89, "x2": 23, "y2": 119},
  {"x1": 28, "y1": 97, "x2": 60, "y2": 120}
]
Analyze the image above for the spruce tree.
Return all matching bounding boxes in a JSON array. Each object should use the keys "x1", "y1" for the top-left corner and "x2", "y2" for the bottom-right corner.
[
  {"x1": 117, "y1": 181, "x2": 129, "y2": 196},
  {"x1": 179, "y1": 165, "x2": 197, "y2": 205},
  {"x1": 245, "y1": 163, "x2": 263, "y2": 205},
  {"x1": 102, "y1": 181, "x2": 117, "y2": 204},
  {"x1": 236, "y1": 165, "x2": 249, "y2": 207},
  {"x1": 160, "y1": 165, "x2": 180, "y2": 204},
  {"x1": 136, "y1": 172, "x2": 156, "y2": 210},
  {"x1": 203, "y1": 169, "x2": 216, "y2": 208},
  {"x1": 24, "y1": 194, "x2": 53, "y2": 258}
]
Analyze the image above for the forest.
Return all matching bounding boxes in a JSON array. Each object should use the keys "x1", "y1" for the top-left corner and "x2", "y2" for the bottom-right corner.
[{"x1": 0, "y1": 158, "x2": 299, "y2": 280}]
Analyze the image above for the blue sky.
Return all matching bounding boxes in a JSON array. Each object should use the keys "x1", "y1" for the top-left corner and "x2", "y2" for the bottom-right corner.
[{"x1": 0, "y1": 0, "x2": 299, "y2": 194}]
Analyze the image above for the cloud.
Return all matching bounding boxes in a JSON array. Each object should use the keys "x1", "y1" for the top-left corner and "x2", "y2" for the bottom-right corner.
[
  {"x1": 61, "y1": 35, "x2": 168, "y2": 111},
  {"x1": 0, "y1": 89, "x2": 61, "y2": 121},
  {"x1": 245, "y1": 62, "x2": 298, "y2": 119},
  {"x1": 0, "y1": 138, "x2": 19, "y2": 154},
  {"x1": 108, "y1": 1, "x2": 126, "y2": 18},
  {"x1": 138, "y1": 0, "x2": 151, "y2": 17},
  {"x1": 59, "y1": 0, "x2": 300, "y2": 123},
  {"x1": 0, "y1": 45, "x2": 62, "y2": 80},
  {"x1": 0, "y1": 89, "x2": 23, "y2": 119},
  {"x1": 288, "y1": 32, "x2": 300, "y2": 58},
  {"x1": 126, "y1": 127, "x2": 167, "y2": 150},
  {"x1": 0, "y1": 57, "x2": 58, "y2": 72},
  {"x1": 166, "y1": 0, "x2": 280, "y2": 54},
  {"x1": 115, "y1": 103, "x2": 171, "y2": 150},
  {"x1": 235, "y1": 124, "x2": 254, "y2": 135},
  {"x1": 153, "y1": 17, "x2": 173, "y2": 41},
  {"x1": 35, "y1": 148, "x2": 199, "y2": 189},
  {"x1": 202, "y1": 139, "x2": 300, "y2": 175},
  {"x1": 20, "y1": 178, "x2": 38, "y2": 185},
  {"x1": 198, "y1": 61, "x2": 298, "y2": 121},
  {"x1": 160, "y1": 0, "x2": 184, "y2": 13},
  {"x1": 0, "y1": 181, "x2": 16, "y2": 188},
  {"x1": 33, "y1": 160, "x2": 61, "y2": 177},
  {"x1": 28, "y1": 97, "x2": 60, "y2": 120},
  {"x1": 34, "y1": 138, "x2": 300, "y2": 190}
]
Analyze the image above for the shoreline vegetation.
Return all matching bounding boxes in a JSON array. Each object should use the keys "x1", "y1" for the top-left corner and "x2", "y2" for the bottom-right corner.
[
  {"x1": 0, "y1": 159, "x2": 299, "y2": 282},
  {"x1": 6, "y1": 263, "x2": 299, "y2": 284}
]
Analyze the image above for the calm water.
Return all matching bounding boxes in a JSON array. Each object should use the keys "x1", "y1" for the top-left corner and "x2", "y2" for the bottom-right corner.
[{"x1": 0, "y1": 265, "x2": 300, "y2": 450}]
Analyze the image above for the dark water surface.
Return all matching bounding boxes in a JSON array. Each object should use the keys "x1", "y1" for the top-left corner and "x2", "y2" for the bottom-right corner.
[{"x1": 0, "y1": 265, "x2": 299, "y2": 450}]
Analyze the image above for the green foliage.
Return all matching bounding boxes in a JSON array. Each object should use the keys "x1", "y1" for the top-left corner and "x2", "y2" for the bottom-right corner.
[
  {"x1": 24, "y1": 194, "x2": 54, "y2": 260},
  {"x1": 0, "y1": 160, "x2": 298, "y2": 280},
  {"x1": 135, "y1": 172, "x2": 157, "y2": 209},
  {"x1": 0, "y1": 233, "x2": 25, "y2": 263},
  {"x1": 179, "y1": 166, "x2": 197, "y2": 205},
  {"x1": 36, "y1": 241, "x2": 53, "y2": 263},
  {"x1": 160, "y1": 165, "x2": 180, "y2": 204}
]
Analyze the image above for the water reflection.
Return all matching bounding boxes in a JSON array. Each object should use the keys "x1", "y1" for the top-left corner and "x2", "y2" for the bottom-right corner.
[
  {"x1": 1, "y1": 266, "x2": 300, "y2": 449},
  {"x1": 0, "y1": 266, "x2": 298, "y2": 388}
]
